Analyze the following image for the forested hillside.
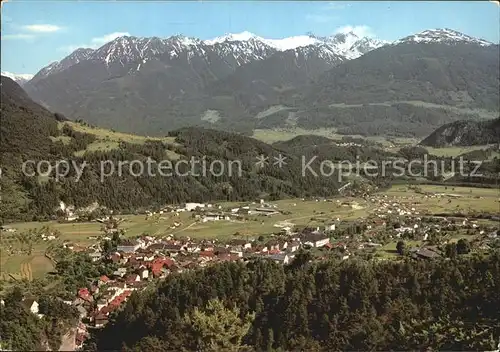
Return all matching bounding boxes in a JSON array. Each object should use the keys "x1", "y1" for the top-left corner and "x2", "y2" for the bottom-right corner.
[
  {"x1": 2, "y1": 78, "x2": 365, "y2": 222},
  {"x1": 86, "y1": 253, "x2": 500, "y2": 351},
  {"x1": 420, "y1": 118, "x2": 500, "y2": 147}
]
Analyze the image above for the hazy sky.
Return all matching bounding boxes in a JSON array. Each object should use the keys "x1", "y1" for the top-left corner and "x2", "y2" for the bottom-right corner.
[{"x1": 2, "y1": 1, "x2": 499, "y2": 75}]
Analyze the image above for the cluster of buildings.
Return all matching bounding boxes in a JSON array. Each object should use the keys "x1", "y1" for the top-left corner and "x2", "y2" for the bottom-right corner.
[
  {"x1": 146, "y1": 200, "x2": 284, "y2": 224},
  {"x1": 50, "y1": 224, "x2": 337, "y2": 348}
]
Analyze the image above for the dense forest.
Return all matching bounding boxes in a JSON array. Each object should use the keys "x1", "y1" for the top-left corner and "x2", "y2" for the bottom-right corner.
[
  {"x1": 85, "y1": 252, "x2": 500, "y2": 351},
  {"x1": 0, "y1": 287, "x2": 79, "y2": 351}
]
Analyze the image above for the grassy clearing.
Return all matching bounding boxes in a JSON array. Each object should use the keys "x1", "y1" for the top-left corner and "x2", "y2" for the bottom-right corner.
[
  {"x1": 252, "y1": 128, "x2": 340, "y2": 143},
  {"x1": 60, "y1": 121, "x2": 180, "y2": 156},
  {"x1": 3, "y1": 198, "x2": 372, "y2": 244},
  {"x1": 0, "y1": 252, "x2": 52, "y2": 281},
  {"x1": 379, "y1": 240, "x2": 423, "y2": 258},
  {"x1": 425, "y1": 145, "x2": 493, "y2": 157},
  {"x1": 329, "y1": 100, "x2": 497, "y2": 120},
  {"x1": 61, "y1": 121, "x2": 162, "y2": 144},
  {"x1": 381, "y1": 184, "x2": 499, "y2": 214},
  {"x1": 29, "y1": 255, "x2": 54, "y2": 279},
  {"x1": 74, "y1": 141, "x2": 120, "y2": 156},
  {"x1": 50, "y1": 135, "x2": 72, "y2": 145},
  {"x1": 251, "y1": 128, "x2": 416, "y2": 147}
]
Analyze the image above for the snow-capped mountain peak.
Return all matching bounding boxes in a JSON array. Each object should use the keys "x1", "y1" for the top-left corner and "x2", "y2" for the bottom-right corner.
[
  {"x1": 394, "y1": 28, "x2": 493, "y2": 46},
  {"x1": 1, "y1": 71, "x2": 34, "y2": 85},
  {"x1": 205, "y1": 31, "x2": 384, "y2": 57},
  {"x1": 205, "y1": 31, "x2": 260, "y2": 44},
  {"x1": 29, "y1": 28, "x2": 490, "y2": 85},
  {"x1": 205, "y1": 32, "x2": 321, "y2": 51},
  {"x1": 91, "y1": 35, "x2": 205, "y2": 65}
]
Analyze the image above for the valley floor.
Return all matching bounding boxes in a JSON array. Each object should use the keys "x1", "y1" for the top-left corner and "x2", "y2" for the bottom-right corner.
[{"x1": 2, "y1": 184, "x2": 498, "y2": 281}]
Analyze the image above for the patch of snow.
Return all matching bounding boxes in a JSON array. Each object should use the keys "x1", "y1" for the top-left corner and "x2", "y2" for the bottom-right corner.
[
  {"x1": 394, "y1": 28, "x2": 492, "y2": 46},
  {"x1": 1, "y1": 71, "x2": 34, "y2": 82},
  {"x1": 205, "y1": 31, "x2": 259, "y2": 44}
]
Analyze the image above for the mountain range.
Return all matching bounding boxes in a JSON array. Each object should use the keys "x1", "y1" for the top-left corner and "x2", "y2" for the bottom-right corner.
[{"x1": 11, "y1": 28, "x2": 500, "y2": 137}]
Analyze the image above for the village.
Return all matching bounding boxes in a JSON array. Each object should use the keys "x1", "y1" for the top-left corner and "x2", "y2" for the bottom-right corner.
[{"x1": 1, "y1": 185, "x2": 499, "y2": 349}]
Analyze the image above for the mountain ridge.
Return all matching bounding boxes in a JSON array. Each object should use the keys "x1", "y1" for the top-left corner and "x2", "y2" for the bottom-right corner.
[
  {"x1": 26, "y1": 30, "x2": 388, "y2": 83},
  {"x1": 16, "y1": 28, "x2": 499, "y2": 137}
]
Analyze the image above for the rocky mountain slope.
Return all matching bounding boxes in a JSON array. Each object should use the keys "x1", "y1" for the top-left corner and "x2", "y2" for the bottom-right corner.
[
  {"x1": 22, "y1": 28, "x2": 498, "y2": 137},
  {"x1": 420, "y1": 118, "x2": 500, "y2": 147}
]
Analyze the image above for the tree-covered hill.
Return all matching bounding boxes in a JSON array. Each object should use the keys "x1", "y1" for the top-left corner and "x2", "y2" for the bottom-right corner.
[
  {"x1": 2, "y1": 79, "x2": 367, "y2": 222},
  {"x1": 420, "y1": 117, "x2": 500, "y2": 147},
  {"x1": 86, "y1": 253, "x2": 500, "y2": 351}
]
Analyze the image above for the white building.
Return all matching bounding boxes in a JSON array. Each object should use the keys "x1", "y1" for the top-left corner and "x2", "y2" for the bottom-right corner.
[
  {"x1": 185, "y1": 203, "x2": 205, "y2": 211},
  {"x1": 325, "y1": 224, "x2": 336, "y2": 231}
]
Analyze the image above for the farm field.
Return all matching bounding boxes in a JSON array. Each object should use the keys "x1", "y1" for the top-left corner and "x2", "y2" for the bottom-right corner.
[
  {"x1": 382, "y1": 184, "x2": 500, "y2": 214},
  {"x1": 425, "y1": 145, "x2": 494, "y2": 157},
  {"x1": 1, "y1": 184, "x2": 497, "y2": 280},
  {"x1": 0, "y1": 250, "x2": 53, "y2": 281}
]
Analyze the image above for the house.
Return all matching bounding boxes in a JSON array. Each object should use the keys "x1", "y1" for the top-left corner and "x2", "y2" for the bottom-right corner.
[
  {"x1": 198, "y1": 251, "x2": 216, "y2": 259},
  {"x1": 266, "y1": 253, "x2": 293, "y2": 265},
  {"x1": 229, "y1": 239, "x2": 252, "y2": 249},
  {"x1": 149, "y1": 257, "x2": 175, "y2": 277},
  {"x1": 325, "y1": 224, "x2": 336, "y2": 231},
  {"x1": 164, "y1": 244, "x2": 184, "y2": 252},
  {"x1": 22, "y1": 299, "x2": 39, "y2": 315},
  {"x1": 411, "y1": 247, "x2": 441, "y2": 260},
  {"x1": 0, "y1": 225, "x2": 16, "y2": 233},
  {"x1": 185, "y1": 202, "x2": 205, "y2": 211},
  {"x1": 108, "y1": 253, "x2": 122, "y2": 263},
  {"x1": 112, "y1": 267, "x2": 127, "y2": 278},
  {"x1": 202, "y1": 214, "x2": 228, "y2": 222},
  {"x1": 250, "y1": 208, "x2": 280, "y2": 216},
  {"x1": 287, "y1": 241, "x2": 300, "y2": 253},
  {"x1": 265, "y1": 241, "x2": 280, "y2": 251},
  {"x1": 89, "y1": 251, "x2": 102, "y2": 262},
  {"x1": 98, "y1": 275, "x2": 111, "y2": 286},
  {"x1": 94, "y1": 313, "x2": 109, "y2": 327},
  {"x1": 117, "y1": 239, "x2": 142, "y2": 253},
  {"x1": 147, "y1": 243, "x2": 168, "y2": 252},
  {"x1": 75, "y1": 332, "x2": 87, "y2": 349},
  {"x1": 78, "y1": 288, "x2": 92, "y2": 301},
  {"x1": 301, "y1": 233, "x2": 330, "y2": 248},
  {"x1": 230, "y1": 250, "x2": 243, "y2": 258},
  {"x1": 125, "y1": 274, "x2": 141, "y2": 284}
]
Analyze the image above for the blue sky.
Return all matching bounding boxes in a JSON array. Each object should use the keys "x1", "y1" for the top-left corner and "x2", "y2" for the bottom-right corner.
[{"x1": 2, "y1": 1, "x2": 499, "y2": 75}]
